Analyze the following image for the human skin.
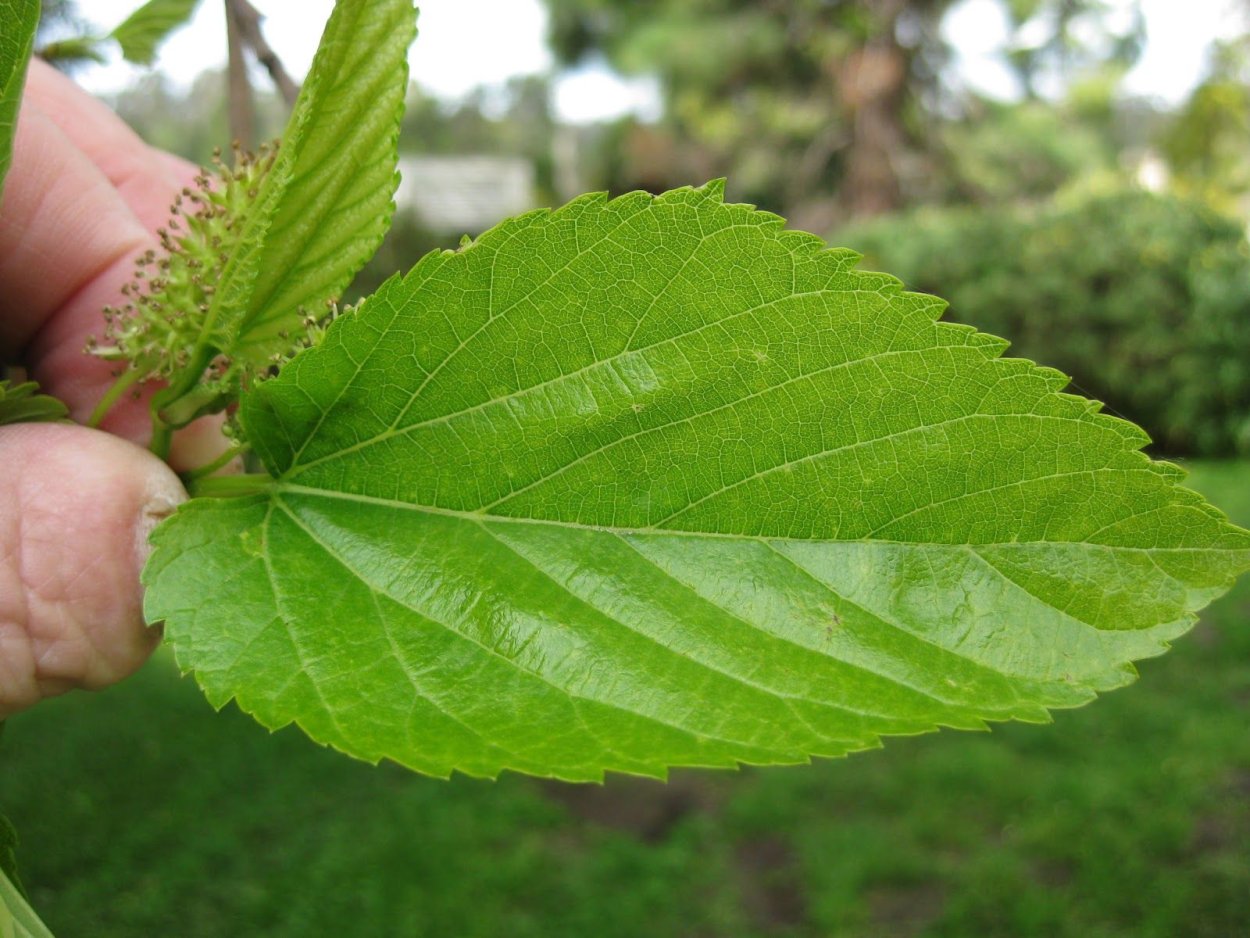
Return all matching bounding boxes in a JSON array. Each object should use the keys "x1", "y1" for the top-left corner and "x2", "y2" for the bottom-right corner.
[{"x1": 0, "y1": 60, "x2": 224, "y2": 717}]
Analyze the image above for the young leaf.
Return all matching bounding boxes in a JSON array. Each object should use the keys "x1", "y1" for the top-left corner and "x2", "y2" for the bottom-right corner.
[
  {"x1": 109, "y1": 0, "x2": 201, "y2": 67},
  {"x1": 145, "y1": 184, "x2": 1250, "y2": 781},
  {"x1": 0, "y1": 380, "x2": 69, "y2": 426},
  {"x1": 0, "y1": 0, "x2": 38, "y2": 206},
  {"x1": 136, "y1": 0, "x2": 416, "y2": 432},
  {"x1": 224, "y1": 0, "x2": 417, "y2": 365}
]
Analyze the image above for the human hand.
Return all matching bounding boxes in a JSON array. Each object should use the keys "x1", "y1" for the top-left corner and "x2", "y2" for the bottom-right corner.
[{"x1": 0, "y1": 61, "x2": 220, "y2": 717}]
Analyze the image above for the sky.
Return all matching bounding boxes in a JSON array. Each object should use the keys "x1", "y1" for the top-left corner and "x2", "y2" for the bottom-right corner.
[
  {"x1": 944, "y1": 0, "x2": 1249, "y2": 102},
  {"x1": 72, "y1": 0, "x2": 1250, "y2": 122}
]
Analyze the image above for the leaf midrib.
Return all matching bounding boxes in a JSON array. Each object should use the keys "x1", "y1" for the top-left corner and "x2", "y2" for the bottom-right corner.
[{"x1": 270, "y1": 482, "x2": 1234, "y2": 555}]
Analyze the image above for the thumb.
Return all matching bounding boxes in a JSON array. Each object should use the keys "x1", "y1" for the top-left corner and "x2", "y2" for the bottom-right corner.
[{"x1": 0, "y1": 422, "x2": 186, "y2": 717}]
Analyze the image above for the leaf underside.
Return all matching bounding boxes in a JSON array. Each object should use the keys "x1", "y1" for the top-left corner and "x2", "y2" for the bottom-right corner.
[{"x1": 145, "y1": 183, "x2": 1250, "y2": 781}]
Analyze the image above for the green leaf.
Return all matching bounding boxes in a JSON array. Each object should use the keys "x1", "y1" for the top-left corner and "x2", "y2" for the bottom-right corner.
[
  {"x1": 145, "y1": 0, "x2": 415, "y2": 425},
  {"x1": 145, "y1": 183, "x2": 1250, "y2": 781},
  {"x1": 222, "y1": 0, "x2": 416, "y2": 366},
  {"x1": 0, "y1": 380, "x2": 69, "y2": 426},
  {"x1": 0, "y1": 723, "x2": 20, "y2": 899},
  {"x1": 0, "y1": 0, "x2": 38, "y2": 207},
  {"x1": 31, "y1": 36, "x2": 109, "y2": 69},
  {"x1": 0, "y1": 811, "x2": 18, "y2": 899},
  {"x1": 0, "y1": 865, "x2": 55, "y2": 938},
  {"x1": 138, "y1": 0, "x2": 415, "y2": 433},
  {"x1": 108, "y1": 0, "x2": 201, "y2": 67},
  {"x1": 0, "y1": 725, "x2": 53, "y2": 937}
]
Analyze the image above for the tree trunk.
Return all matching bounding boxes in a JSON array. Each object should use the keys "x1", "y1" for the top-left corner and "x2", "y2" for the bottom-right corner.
[
  {"x1": 224, "y1": 0, "x2": 255, "y2": 149},
  {"x1": 837, "y1": 0, "x2": 910, "y2": 219},
  {"x1": 227, "y1": 0, "x2": 300, "y2": 107}
]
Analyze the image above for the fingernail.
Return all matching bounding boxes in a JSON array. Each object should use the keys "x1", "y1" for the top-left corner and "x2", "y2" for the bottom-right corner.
[{"x1": 135, "y1": 471, "x2": 188, "y2": 571}]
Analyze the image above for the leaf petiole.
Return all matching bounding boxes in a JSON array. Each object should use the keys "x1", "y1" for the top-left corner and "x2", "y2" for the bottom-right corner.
[
  {"x1": 186, "y1": 472, "x2": 270, "y2": 498},
  {"x1": 149, "y1": 422, "x2": 173, "y2": 461},
  {"x1": 181, "y1": 442, "x2": 252, "y2": 484}
]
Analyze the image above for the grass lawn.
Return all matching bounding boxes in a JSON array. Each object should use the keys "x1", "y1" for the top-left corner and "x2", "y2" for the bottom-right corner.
[{"x1": 1, "y1": 461, "x2": 1247, "y2": 937}]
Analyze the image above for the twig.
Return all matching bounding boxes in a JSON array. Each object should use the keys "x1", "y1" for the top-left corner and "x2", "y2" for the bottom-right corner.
[
  {"x1": 224, "y1": 0, "x2": 256, "y2": 149},
  {"x1": 227, "y1": 0, "x2": 301, "y2": 107}
]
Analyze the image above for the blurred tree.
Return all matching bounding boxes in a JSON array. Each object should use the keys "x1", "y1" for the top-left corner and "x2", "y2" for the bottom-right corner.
[
  {"x1": 1158, "y1": 34, "x2": 1250, "y2": 216},
  {"x1": 937, "y1": 66, "x2": 1160, "y2": 206},
  {"x1": 940, "y1": 98, "x2": 1111, "y2": 203},
  {"x1": 1000, "y1": 0, "x2": 1144, "y2": 99},
  {"x1": 546, "y1": 0, "x2": 1145, "y2": 223},
  {"x1": 548, "y1": 0, "x2": 952, "y2": 224},
  {"x1": 34, "y1": 0, "x2": 297, "y2": 149},
  {"x1": 110, "y1": 68, "x2": 288, "y2": 164}
]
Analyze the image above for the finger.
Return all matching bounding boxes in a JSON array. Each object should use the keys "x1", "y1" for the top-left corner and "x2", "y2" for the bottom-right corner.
[
  {"x1": 0, "y1": 98, "x2": 150, "y2": 360},
  {"x1": 23, "y1": 59, "x2": 198, "y2": 231},
  {"x1": 0, "y1": 422, "x2": 186, "y2": 718},
  {"x1": 0, "y1": 97, "x2": 225, "y2": 470}
]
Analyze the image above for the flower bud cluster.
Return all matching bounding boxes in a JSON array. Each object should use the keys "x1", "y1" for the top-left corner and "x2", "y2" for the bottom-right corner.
[{"x1": 87, "y1": 142, "x2": 279, "y2": 391}]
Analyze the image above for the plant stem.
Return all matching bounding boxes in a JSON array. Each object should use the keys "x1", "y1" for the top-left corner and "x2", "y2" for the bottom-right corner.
[
  {"x1": 182, "y1": 442, "x2": 252, "y2": 483},
  {"x1": 188, "y1": 472, "x2": 271, "y2": 498},
  {"x1": 86, "y1": 367, "x2": 142, "y2": 428},
  {"x1": 149, "y1": 423, "x2": 173, "y2": 461}
]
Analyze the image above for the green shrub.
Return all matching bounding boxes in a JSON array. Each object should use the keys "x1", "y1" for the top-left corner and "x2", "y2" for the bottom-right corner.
[{"x1": 841, "y1": 190, "x2": 1250, "y2": 455}]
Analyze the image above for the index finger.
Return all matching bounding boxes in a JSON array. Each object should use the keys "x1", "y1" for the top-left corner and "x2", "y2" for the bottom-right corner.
[{"x1": 24, "y1": 59, "x2": 197, "y2": 231}]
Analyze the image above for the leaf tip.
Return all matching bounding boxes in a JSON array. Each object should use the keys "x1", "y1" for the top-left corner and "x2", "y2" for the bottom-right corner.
[{"x1": 699, "y1": 178, "x2": 727, "y2": 201}]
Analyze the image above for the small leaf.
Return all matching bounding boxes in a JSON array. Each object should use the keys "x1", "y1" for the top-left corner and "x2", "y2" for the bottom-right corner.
[
  {"x1": 108, "y1": 0, "x2": 201, "y2": 67},
  {"x1": 0, "y1": 380, "x2": 69, "y2": 426},
  {"x1": 146, "y1": 184, "x2": 1250, "y2": 781},
  {"x1": 224, "y1": 0, "x2": 417, "y2": 365},
  {"x1": 0, "y1": 0, "x2": 39, "y2": 206},
  {"x1": 32, "y1": 36, "x2": 109, "y2": 69},
  {"x1": 137, "y1": 0, "x2": 416, "y2": 427}
]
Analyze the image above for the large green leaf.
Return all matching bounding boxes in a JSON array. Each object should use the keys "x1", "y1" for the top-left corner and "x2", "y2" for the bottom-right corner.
[
  {"x1": 0, "y1": 0, "x2": 38, "y2": 207},
  {"x1": 109, "y1": 0, "x2": 201, "y2": 67},
  {"x1": 145, "y1": 183, "x2": 1250, "y2": 781}
]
